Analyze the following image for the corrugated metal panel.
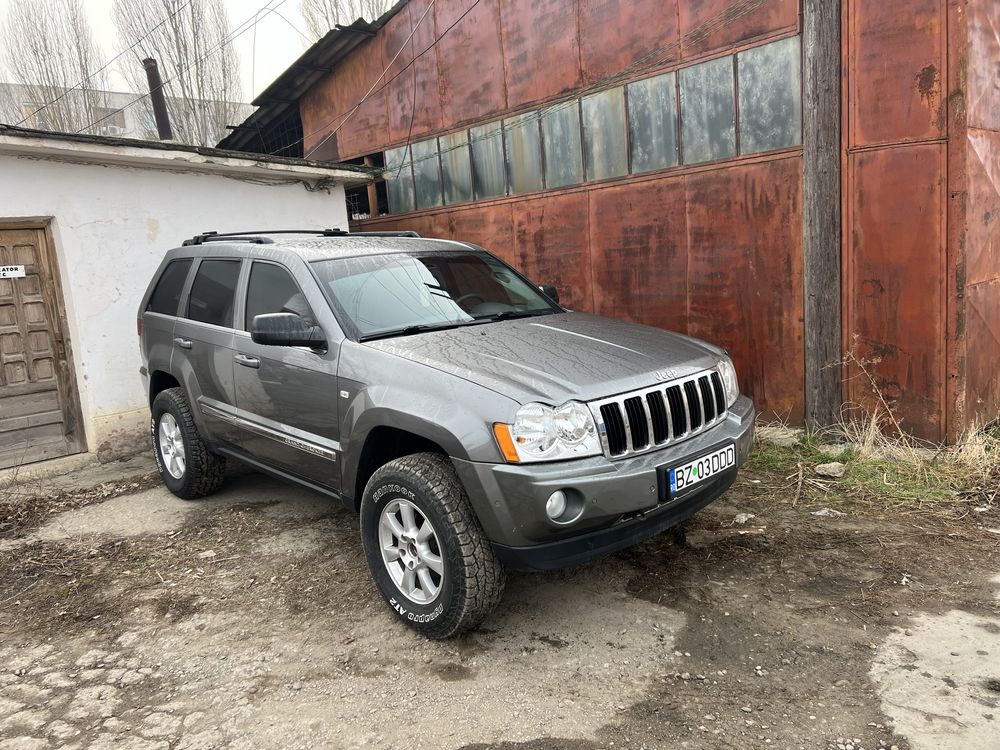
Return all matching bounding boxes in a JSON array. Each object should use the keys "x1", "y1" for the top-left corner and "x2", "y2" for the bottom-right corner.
[
  {"x1": 500, "y1": 0, "x2": 582, "y2": 105},
  {"x1": 678, "y1": 0, "x2": 798, "y2": 59},
  {"x1": 436, "y1": 0, "x2": 507, "y2": 124},
  {"x1": 847, "y1": 0, "x2": 945, "y2": 147},
  {"x1": 685, "y1": 158, "x2": 804, "y2": 423},
  {"x1": 384, "y1": 0, "x2": 444, "y2": 142},
  {"x1": 846, "y1": 144, "x2": 946, "y2": 440},
  {"x1": 512, "y1": 193, "x2": 593, "y2": 311},
  {"x1": 578, "y1": 0, "x2": 680, "y2": 83}
]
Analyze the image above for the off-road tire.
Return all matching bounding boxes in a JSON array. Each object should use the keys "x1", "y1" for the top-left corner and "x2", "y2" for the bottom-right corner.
[
  {"x1": 360, "y1": 452, "x2": 506, "y2": 639},
  {"x1": 151, "y1": 387, "x2": 226, "y2": 500}
]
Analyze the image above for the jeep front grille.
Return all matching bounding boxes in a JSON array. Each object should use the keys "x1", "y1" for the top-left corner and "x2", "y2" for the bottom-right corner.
[{"x1": 590, "y1": 370, "x2": 728, "y2": 458}]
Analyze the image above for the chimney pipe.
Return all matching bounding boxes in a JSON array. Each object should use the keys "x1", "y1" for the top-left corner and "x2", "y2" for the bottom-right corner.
[{"x1": 142, "y1": 57, "x2": 173, "y2": 141}]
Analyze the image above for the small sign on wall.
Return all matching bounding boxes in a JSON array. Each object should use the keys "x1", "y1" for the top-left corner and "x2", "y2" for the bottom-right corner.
[{"x1": 0, "y1": 265, "x2": 26, "y2": 278}]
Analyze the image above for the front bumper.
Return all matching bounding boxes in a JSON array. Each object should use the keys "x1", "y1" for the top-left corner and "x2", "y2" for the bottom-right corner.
[{"x1": 452, "y1": 395, "x2": 755, "y2": 571}]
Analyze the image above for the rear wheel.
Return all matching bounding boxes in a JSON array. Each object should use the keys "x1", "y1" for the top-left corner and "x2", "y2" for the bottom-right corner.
[
  {"x1": 151, "y1": 388, "x2": 225, "y2": 499},
  {"x1": 360, "y1": 453, "x2": 506, "y2": 639}
]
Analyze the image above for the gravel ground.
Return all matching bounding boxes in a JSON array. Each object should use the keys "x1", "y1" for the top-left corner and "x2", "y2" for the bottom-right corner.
[{"x1": 1, "y1": 454, "x2": 998, "y2": 749}]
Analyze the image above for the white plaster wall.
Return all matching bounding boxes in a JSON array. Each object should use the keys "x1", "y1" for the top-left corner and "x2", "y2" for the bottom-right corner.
[{"x1": 0, "y1": 153, "x2": 348, "y2": 455}]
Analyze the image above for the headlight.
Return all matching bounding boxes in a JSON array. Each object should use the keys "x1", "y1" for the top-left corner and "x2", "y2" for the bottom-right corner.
[
  {"x1": 494, "y1": 401, "x2": 602, "y2": 463},
  {"x1": 717, "y1": 356, "x2": 740, "y2": 407}
]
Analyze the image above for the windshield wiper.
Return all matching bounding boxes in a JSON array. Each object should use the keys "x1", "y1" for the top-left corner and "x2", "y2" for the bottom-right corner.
[
  {"x1": 359, "y1": 321, "x2": 476, "y2": 342},
  {"x1": 476, "y1": 310, "x2": 557, "y2": 322}
]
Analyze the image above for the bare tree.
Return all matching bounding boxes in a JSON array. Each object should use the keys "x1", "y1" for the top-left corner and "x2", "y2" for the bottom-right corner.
[
  {"x1": 300, "y1": 0, "x2": 396, "y2": 39},
  {"x1": 112, "y1": 0, "x2": 243, "y2": 147},
  {"x1": 0, "y1": 0, "x2": 109, "y2": 132}
]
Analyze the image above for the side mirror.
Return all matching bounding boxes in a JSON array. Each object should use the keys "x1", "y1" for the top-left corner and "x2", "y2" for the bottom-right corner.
[
  {"x1": 251, "y1": 313, "x2": 326, "y2": 348},
  {"x1": 539, "y1": 284, "x2": 560, "y2": 304}
]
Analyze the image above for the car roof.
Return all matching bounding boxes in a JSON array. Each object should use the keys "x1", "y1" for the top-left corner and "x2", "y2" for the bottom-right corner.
[{"x1": 166, "y1": 233, "x2": 478, "y2": 262}]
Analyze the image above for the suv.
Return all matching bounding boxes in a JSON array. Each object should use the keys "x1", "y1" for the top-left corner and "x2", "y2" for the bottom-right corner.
[{"x1": 138, "y1": 229, "x2": 755, "y2": 638}]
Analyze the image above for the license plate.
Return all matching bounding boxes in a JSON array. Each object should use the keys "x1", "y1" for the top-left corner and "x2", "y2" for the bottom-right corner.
[{"x1": 669, "y1": 444, "x2": 736, "y2": 495}]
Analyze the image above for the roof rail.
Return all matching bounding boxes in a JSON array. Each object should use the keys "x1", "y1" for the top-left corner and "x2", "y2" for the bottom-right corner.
[{"x1": 181, "y1": 228, "x2": 421, "y2": 245}]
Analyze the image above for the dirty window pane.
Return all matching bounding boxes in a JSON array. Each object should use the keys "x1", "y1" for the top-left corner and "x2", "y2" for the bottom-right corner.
[
  {"x1": 582, "y1": 87, "x2": 627, "y2": 181},
  {"x1": 470, "y1": 122, "x2": 506, "y2": 199},
  {"x1": 679, "y1": 56, "x2": 735, "y2": 164},
  {"x1": 738, "y1": 36, "x2": 802, "y2": 154},
  {"x1": 627, "y1": 72, "x2": 678, "y2": 173},
  {"x1": 187, "y1": 260, "x2": 240, "y2": 328},
  {"x1": 439, "y1": 131, "x2": 473, "y2": 204},
  {"x1": 541, "y1": 101, "x2": 583, "y2": 189},
  {"x1": 411, "y1": 138, "x2": 443, "y2": 210},
  {"x1": 384, "y1": 145, "x2": 415, "y2": 213},
  {"x1": 504, "y1": 111, "x2": 543, "y2": 195}
]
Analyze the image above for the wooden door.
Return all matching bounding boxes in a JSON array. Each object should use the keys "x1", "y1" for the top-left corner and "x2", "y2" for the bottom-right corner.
[{"x1": 0, "y1": 223, "x2": 84, "y2": 469}]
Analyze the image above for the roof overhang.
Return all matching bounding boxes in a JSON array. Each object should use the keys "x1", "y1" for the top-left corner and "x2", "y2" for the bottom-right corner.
[{"x1": 0, "y1": 125, "x2": 374, "y2": 186}]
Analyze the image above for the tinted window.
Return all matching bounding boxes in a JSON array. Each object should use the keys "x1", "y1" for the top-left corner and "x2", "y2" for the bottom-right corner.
[
  {"x1": 738, "y1": 36, "x2": 802, "y2": 154},
  {"x1": 187, "y1": 259, "x2": 240, "y2": 328},
  {"x1": 440, "y1": 131, "x2": 473, "y2": 204},
  {"x1": 411, "y1": 138, "x2": 443, "y2": 209},
  {"x1": 628, "y1": 72, "x2": 679, "y2": 173},
  {"x1": 245, "y1": 262, "x2": 316, "y2": 329},
  {"x1": 503, "y1": 111, "x2": 543, "y2": 194},
  {"x1": 384, "y1": 145, "x2": 415, "y2": 213},
  {"x1": 147, "y1": 259, "x2": 191, "y2": 316},
  {"x1": 581, "y1": 88, "x2": 628, "y2": 181},
  {"x1": 680, "y1": 56, "x2": 735, "y2": 164},
  {"x1": 541, "y1": 101, "x2": 583, "y2": 189},
  {"x1": 471, "y1": 122, "x2": 506, "y2": 199}
]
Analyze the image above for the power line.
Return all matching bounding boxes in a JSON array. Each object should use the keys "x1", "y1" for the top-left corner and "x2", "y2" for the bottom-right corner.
[
  {"x1": 76, "y1": 0, "x2": 289, "y2": 135},
  {"x1": 303, "y1": 0, "x2": 437, "y2": 160},
  {"x1": 14, "y1": 0, "x2": 196, "y2": 128}
]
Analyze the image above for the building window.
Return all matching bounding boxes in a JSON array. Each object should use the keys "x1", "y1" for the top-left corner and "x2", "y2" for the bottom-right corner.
[
  {"x1": 470, "y1": 121, "x2": 506, "y2": 200},
  {"x1": 582, "y1": 87, "x2": 628, "y2": 182},
  {"x1": 503, "y1": 111, "x2": 543, "y2": 195},
  {"x1": 541, "y1": 101, "x2": 583, "y2": 189},
  {"x1": 738, "y1": 36, "x2": 802, "y2": 154},
  {"x1": 411, "y1": 138, "x2": 443, "y2": 209},
  {"x1": 627, "y1": 72, "x2": 679, "y2": 174},
  {"x1": 679, "y1": 55, "x2": 735, "y2": 164},
  {"x1": 384, "y1": 145, "x2": 415, "y2": 213},
  {"x1": 440, "y1": 130, "x2": 473, "y2": 204}
]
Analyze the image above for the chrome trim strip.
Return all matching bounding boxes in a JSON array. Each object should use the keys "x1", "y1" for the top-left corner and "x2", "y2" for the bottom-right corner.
[
  {"x1": 200, "y1": 402, "x2": 339, "y2": 462},
  {"x1": 586, "y1": 368, "x2": 727, "y2": 460}
]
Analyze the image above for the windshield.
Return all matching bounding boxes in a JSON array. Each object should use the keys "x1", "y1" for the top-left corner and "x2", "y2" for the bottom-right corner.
[{"x1": 312, "y1": 250, "x2": 560, "y2": 340}]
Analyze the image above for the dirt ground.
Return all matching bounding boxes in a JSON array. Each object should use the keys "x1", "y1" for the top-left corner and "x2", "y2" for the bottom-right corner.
[{"x1": 1, "y1": 448, "x2": 998, "y2": 750}]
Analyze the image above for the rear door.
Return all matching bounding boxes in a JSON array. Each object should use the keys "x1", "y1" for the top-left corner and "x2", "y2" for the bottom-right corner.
[
  {"x1": 232, "y1": 259, "x2": 342, "y2": 491},
  {"x1": 171, "y1": 257, "x2": 242, "y2": 447}
]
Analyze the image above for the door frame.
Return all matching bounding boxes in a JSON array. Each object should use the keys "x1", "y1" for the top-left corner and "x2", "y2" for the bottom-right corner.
[{"x1": 0, "y1": 216, "x2": 87, "y2": 459}]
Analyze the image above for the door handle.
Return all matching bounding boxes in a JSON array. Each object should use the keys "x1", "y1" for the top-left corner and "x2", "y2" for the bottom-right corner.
[
  {"x1": 173, "y1": 337, "x2": 192, "y2": 349},
  {"x1": 234, "y1": 354, "x2": 260, "y2": 369}
]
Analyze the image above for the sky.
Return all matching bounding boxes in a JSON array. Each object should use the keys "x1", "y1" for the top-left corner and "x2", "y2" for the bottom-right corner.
[{"x1": 0, "y1": 0, "x2": 314, "y2": 102}]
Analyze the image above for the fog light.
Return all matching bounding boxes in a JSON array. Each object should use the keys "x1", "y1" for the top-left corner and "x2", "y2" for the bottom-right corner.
[{"x1": 545, "y1": 490, "x2": 567, "y2": 520}]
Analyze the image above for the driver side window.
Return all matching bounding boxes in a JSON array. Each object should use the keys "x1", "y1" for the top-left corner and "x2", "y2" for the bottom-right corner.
[{"x1": 245, "y1": 262, "x2": 317, "y2": 329}]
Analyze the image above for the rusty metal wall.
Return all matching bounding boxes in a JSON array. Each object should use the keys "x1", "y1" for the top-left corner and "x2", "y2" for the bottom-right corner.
[
  {"x1": 963, "y1": 0, "x2": 1000, "y2": 429},
  {"x1": 301, "y1": 0, "x2": 800, "y2": 160},
  {"x1": 843, "y1": 0, "x2": 951, "y2": 441}
]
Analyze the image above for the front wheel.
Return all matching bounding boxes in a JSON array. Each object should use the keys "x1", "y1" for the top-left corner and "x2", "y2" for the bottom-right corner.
[{"x1": 360, "y1": 453, "x2": 506, "y2": 639}]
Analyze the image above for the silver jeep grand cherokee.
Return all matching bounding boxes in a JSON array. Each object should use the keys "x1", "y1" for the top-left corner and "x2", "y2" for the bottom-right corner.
[{"x1": 138, "y1": 229, "x2": 755, "y2": 638}]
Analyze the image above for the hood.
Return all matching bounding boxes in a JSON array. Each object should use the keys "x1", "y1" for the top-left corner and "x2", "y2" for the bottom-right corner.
[{"x1": 363, "y1": 312, "x2": 724, "y2": 404}]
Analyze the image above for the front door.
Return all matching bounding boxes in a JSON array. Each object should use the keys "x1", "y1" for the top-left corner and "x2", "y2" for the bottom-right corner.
[
  {"x1": 0, "y1": 223, "x2": 84, "y2": 469},
  {"x1": 233, "y1": 260, "x2": 341, "y2": 491}
]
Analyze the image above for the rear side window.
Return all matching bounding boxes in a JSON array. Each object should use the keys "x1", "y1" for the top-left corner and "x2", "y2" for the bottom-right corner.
[
  {"x1": 147, "y1": 259, "x2": 192, "y2": 316},
  {"x1": 245, "y1": 262, "x2": 316, "y2": 328},
  {"x1": 186, "y1": 259, "x2": 241, "y2": 328}
]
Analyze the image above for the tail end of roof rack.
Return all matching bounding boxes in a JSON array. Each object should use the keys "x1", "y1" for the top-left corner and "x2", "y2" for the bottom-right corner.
[{"x1": 181, "y1": 228, "x2": 421, "y2": 245}]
